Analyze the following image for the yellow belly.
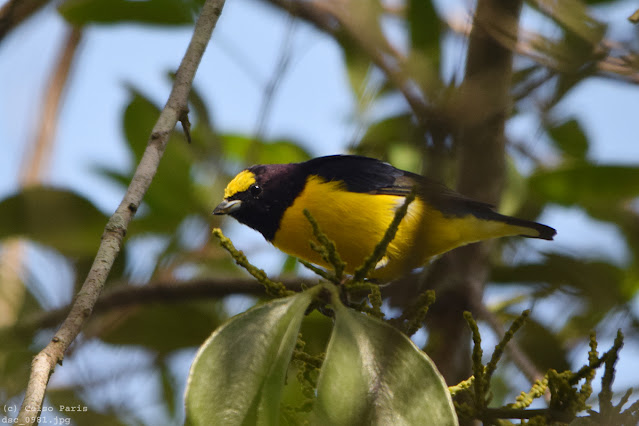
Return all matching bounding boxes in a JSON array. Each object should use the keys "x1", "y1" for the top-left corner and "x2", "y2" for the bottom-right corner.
[{"x1": 272, "y1": 176, "x2": 526, "y2": 281}]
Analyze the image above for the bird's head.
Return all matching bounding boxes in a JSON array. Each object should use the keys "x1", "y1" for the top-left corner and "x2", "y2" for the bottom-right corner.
[{"x1": 213, "y1": 163, "x2": 305, "y2": 240}]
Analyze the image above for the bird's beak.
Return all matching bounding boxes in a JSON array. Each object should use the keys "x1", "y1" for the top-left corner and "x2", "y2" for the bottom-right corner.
[{"x1": 213, "y1": 199, "x2": 242, "y2": 215}]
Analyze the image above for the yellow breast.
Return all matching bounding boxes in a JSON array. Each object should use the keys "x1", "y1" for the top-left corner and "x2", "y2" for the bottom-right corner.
[
  {"x1": 273, "y1": 174, "x2": 535, "y2": 281},
  {"x1": 272, "y1": 176, "x2": 489, "y2": 281}
]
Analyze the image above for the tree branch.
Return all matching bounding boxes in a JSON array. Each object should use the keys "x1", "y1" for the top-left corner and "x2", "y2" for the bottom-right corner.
[
  {"x1": 446, "y1": 12, "x2": 639, "y2": 86},
  {"x1": 16, "y1": 1, "x2": 226, "y2": 423},
  {"x1": 21, "y1": 277, "x2": 312, "y2": 331}
]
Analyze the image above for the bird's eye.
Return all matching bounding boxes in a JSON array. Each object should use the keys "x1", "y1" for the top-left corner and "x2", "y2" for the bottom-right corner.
[{"x1": 249, "y1": 184, "x2": 262, "y2": 197}]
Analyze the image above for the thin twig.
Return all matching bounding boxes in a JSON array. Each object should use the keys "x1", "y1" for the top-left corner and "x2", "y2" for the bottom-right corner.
[
  {"x1": 475, "y1": 302, "x2": 545, "y2": 385},
  {"x1": 446, "y1": 11, "x2": 639, "y2": 85},
  {"x1": 16, "y1": 1, "x2": 226, "y2": 423}
]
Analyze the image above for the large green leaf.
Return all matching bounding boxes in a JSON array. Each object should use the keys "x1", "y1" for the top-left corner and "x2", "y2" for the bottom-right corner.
[
  {"x1": 311, "y1": 301, "x2": 458, "y2": 426},
  {"x1": 0, "y1": 187, "x2": 107, "y2": 257},
  {"x1": 58, "y1": 0, "x2": 202, "y2": 26},
  {"x1": 184, "y1": 289, "x2": 318, "y2": 426}
]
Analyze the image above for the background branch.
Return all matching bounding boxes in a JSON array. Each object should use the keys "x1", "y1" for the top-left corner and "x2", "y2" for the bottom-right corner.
[
  {"x1": 446, "y1": 12, "x2": 639, "y2": 85},
  {"x1": 15, "y1": 1, "x2": 226, "y2": 423},
  {"x1": 21, "y1": 277, "x2": 312, "y2": 331}
]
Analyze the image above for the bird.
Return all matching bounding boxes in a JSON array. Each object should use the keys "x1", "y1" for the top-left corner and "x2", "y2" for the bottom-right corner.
[{"x1": 213, "y1": 155, "x2": 555, "y2": 281}]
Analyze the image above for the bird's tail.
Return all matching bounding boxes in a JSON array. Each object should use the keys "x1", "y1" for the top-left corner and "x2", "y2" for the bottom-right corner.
[{"x1": 487, "y1": 212, "x2": 556, "y2": 241}]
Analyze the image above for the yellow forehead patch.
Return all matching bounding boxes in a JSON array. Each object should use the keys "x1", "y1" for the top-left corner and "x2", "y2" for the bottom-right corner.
[{"x1": 224, "y1": 170, "x2": 256, "y2": 198}]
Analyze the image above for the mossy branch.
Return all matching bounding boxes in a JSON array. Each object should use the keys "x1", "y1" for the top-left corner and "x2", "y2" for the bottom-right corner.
[
  {"x1": 449, "y1": 375, "x2": 475, "y2": 396},
  {"x1": 303, "y1": 208, "x2": 345, "y2": 281},
  {"x1": 366, "y1": 284, "x2": 384, "y2": 319},
  {"x1": 287, "y1": 336, "x2": 324, "y2": 416},
  {"x1": 485, "y1": 309, "x2": 530, "y2": 382},
  {"x1": 509, "y1": 377, "x2": 549, "y2": 409},
  {"x1": 452, "y1": 328, "x2": 634, "y2": 423},
  {"x1": 299, "y1": 259, "x2": 338, "y2": 284},
  {"x1": 599, "y1": 329, "x2": 624, "y2": 417},
  {"x1": 464, "y1": 311, "x2": 486, "y2": 411},
  {"x1": 391, "y1": 289, "x2": 436, "y2": 336},
  {"x1": 212, "y1": 228, "x2": 293, "y2": 298}
]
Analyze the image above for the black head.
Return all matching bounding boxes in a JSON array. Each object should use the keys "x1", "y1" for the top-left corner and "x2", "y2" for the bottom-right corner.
[{"x1": 213, "y1": 163, "x2": 306, "y2": 240}]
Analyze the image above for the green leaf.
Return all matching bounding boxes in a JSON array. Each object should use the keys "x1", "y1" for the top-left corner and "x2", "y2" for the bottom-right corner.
[
  {"x1": 408, "y1": 0, "x2": 440, "y2": 53},
  {"x1": 530, "y1": 0, "x2": 606, "y2": 46},
  {"x1": 311, "y1": 302, "x2": 458, "y2": 426},
  {"x1": 221, "y1": 134, "x2": 311, "y2": 165},
  {"x1": 547, "y1": 118, "x2": 589, "y2": 159},
  {"x1": 184, "y1": 289, "x2": 318, "y2": 426},
  {"x1": 58, "y1": 0, "x2": 202, "y2": 26},
  {"x1": 122, "y1": 91, "x2": 163, "y2": 162},
  {"x1": 529, "y1": 164, "x2": 639, "y2": 207},
  {"x1": 0, "y1": 187, "x2": 107, "y2": 257},
  {"x1": 406, "y1": 0, "x2": 440, "y2": 88},
  {"x1": 0, "y1": 328, "x2": 37, "y2": 398},
  {"x1": 355, "y1": 113, "x2": 419, "y2": 159},
  {"x1": 97, "y1": 301, "x2": 224, "y2": 354}
]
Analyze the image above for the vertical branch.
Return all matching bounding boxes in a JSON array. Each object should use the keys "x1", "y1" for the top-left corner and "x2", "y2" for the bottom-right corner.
[
  {"x1": 16, "y1": 1, "x2": 226, "y2": 423},
  {"x1": 425, "y1": 0, "x2": 523, "y2": 385}
]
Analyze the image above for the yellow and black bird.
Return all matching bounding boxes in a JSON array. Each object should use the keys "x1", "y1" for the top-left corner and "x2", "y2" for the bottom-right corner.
[{"x1": 213, "y1": 155, "x2": 555, "y2": 281}]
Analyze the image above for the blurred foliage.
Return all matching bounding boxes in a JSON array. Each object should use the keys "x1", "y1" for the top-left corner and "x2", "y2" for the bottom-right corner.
[
  {"x1": 2, "y1": 0, "x2": 639, "y2": 424},
  {"x1": 58, "y1": 0, "x2": 206, "y2": 26}
]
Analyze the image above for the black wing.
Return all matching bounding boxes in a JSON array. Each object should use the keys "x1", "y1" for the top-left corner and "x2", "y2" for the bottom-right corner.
[
  {"x1": 303, "y1": 155, "x2": 495, "y2": 216},
  {"x1": 303, "y1": 155, "x2": 403, "y2": 193},
  {"x1": 302, "y1": 155, "x2": 555, "y2": 239}
]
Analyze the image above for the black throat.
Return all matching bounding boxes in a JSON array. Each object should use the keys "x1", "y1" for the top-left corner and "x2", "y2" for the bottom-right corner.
[{"x1": 230, "y1": 163, "x2": 308, "y2": 241}]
